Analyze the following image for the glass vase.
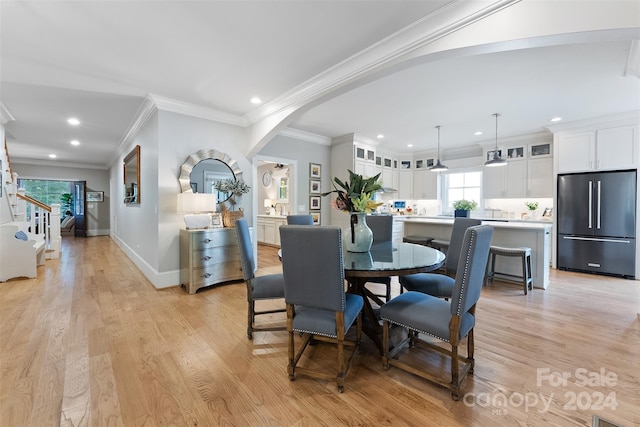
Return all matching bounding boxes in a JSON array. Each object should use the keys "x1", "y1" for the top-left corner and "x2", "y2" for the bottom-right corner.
[{"x1": 345, "y1": 212, "x2": 373, "y2": 253}]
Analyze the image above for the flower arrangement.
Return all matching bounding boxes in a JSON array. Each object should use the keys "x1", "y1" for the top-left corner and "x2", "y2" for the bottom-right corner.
[
  {"x1": 322, "y1": 170, "x2": 382, "y2": 213},
  {"x1": 214, "y1": 178, "x2": 250, "y2": 209},
  {"x1": 525, "y1": 201, "x2": 539, "y2": 211},
  {"x1": 452, "y1": 199, "x2": 478, "y2": 211}
]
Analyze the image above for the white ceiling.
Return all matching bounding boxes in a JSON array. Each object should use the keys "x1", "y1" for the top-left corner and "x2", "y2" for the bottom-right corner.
[{"x1": 1, "y1": 1, "x2": 639, "y2": 169}]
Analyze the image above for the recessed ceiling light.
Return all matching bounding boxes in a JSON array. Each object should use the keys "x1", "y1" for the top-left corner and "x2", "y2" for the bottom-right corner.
[
  {"x1": 377, "y1": 134, "x2": 384, "y2": 139},
  {"x1": 474, "y1": 131, "x2": 483, "y2": 136},
  {"x1": 550, "y1": 117, "x2": 563, "y2": 122},
  {"x1": 250, "y1": 97, "x2": 262, "y2": 104},
  {"x1": 67, "y1": 117, "x2": 80, "y2": 126},
  {"x1": 70, "y1": 140, "x2": 80, "y2": 146},
  {"x1": 49, "y1": 154, "x2": 57, "y2": 158},
  {"x1": 407, "y1": 144, "x2": 413, "y2": 148}
]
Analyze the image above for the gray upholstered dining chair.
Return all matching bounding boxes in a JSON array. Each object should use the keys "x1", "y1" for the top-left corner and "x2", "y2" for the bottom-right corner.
[
  {"x1": 399, "y1": 218, "x2": 481, "y2": 299},
  {"x1": 286, "y1": 214, "x2": 314, "y2": 225},
  {"x1": 364, "y1": 215, "x2": 394, "y2": 302},
  {"x1": 381, "y1": 224, "x2": 493, "y2": 400},
  {"x1": 279, "y1": 225, "x2": 364, "y2": 392},
  {"x1": 235, "y1": 218, "x2": 286, "y2": 339}
]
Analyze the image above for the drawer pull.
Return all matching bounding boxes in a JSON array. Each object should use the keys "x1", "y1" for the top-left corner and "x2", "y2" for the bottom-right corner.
[
  {"x1": 203, "y1": 273, "x2": 212, "y2": 278},
  {"x1": 204, "y1": 239, "x2": 212, "y2": 243},
  {"x1": 202, "y1": 256, "x2": 212, "y2": 261}
]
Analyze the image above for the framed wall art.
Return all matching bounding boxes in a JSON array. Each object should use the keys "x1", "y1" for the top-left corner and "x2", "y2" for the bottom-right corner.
[
  {"x1": 309, "y1": 163, "x2": 321, "y2": 178},
  {"x1": 87, "y1": 191, "x2": 104, "y2": 202},
  {"x1": 309, "y1": 179, "x2": 321, "y2": 194},
  {"x1": 309, "y1": 196, "x2": 321, "y2": 210},
  {"x1": 311, "y1": 212, "x2": 321, "y2": 225}
]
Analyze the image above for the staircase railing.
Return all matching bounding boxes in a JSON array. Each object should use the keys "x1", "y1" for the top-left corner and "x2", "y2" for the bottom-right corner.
[{"x1": 14, "y1": 192, "x2": 61, "y2": 260}]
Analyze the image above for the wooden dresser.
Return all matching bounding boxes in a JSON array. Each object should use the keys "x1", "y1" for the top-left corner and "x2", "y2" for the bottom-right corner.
[{"x1": 179, "y1": 227, "x2": 244, "y2": 294}]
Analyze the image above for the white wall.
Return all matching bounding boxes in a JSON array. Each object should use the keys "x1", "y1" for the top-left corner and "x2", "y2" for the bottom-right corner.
[{"x1": 110, "y1": 111, "x2": 160, "y2": 285}]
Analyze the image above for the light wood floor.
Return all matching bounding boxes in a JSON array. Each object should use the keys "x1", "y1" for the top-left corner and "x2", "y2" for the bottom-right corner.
[{"x1": 1, "y1": 236, "x2": 639, "y2": 427}]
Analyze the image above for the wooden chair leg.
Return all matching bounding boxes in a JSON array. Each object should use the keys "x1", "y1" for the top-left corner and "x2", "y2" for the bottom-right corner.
[
  {"x1": 451, "y1": 343, "x2": 460, "y2": 401},
  {"x1": 522, "y1": 254, "x2": 528, "y2": 295},
  {"x1": 247, "y1": 300, "x2": 255, "y2": 339}
]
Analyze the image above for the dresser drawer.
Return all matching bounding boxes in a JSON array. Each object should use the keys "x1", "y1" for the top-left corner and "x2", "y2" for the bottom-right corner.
[
  {"x1": 192, "y1": 260, "x2": 243, "y2": 287},
  {"x1": 192, "y1": 246, "x2": 241, "y2": 268},
  {"x1": 191, "y1": 230, "x2": 238, "y2": 250}
]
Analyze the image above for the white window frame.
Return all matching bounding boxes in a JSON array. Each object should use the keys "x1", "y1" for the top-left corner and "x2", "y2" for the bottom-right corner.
[{"x1": 440, "y1": 167, "x2": 484, "y2": 214}]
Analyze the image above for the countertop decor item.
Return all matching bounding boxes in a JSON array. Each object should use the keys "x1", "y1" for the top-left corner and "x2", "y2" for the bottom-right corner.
[
  {"x1": 214, "y1": 178, "x2": 250, "y2": 210},
  {"x1": 452, "y1": 199, "x2": 478, "y2": 218}
]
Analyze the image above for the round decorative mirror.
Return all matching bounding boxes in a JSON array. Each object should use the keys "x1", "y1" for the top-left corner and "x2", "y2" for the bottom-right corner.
[{"x1": 178, "y1": 149, "x2": 243, "y2": 204}]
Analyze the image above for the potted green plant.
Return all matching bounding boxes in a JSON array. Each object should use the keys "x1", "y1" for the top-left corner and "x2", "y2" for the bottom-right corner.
[
  {"x1": 452, "y1": 199, "x2": 478, "y2": 218},
  {"x1": 525, "y1": 201, "x2": 539, "y2": 219},
  {"x1": 322, "y1": 170, "x2": 382, "y2": 252}
]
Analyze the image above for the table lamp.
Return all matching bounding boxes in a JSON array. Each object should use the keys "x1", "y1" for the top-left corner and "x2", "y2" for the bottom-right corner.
[
  {"x1": 177, "y1": 193, "x2": 217, "y2": 229},
  {"x1": 264, "y1": 198, "x2": 273, "y2": 214}
]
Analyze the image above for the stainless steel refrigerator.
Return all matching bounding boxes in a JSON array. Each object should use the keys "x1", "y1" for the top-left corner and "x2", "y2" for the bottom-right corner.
[{"x1": 557, "y1": 170, "x2": 636, "y2": 279}]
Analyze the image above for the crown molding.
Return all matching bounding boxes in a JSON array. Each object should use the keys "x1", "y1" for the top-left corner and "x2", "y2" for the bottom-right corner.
[
  {"x1": 278, "y1": 127, "x2": 331, "y2": 146},
  {"x1": 0, "y1": 100, "x2": 15, "y2": 124},
  {"x1": 10, "y1": 157, "x2": 108, "y2": 170},
  {"x1": 545, "y1": 110, "x2": 640, "y2": 133},
  {"x1": 149, "y1": 94, "x2": 247, "y2": 127},
  {"x1": 243, "y1": 0, "x2": 520, "y2": 126}
]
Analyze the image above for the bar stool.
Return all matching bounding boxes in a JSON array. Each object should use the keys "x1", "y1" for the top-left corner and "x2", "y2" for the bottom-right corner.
[
  {"x1": 485, "y1": 246, "x2": 533, "y2": 295},
  {"x1": 429, "y1": 238, "x2": 450, "y2": 255},
  {"x1": 402, "y1": 235, "x2": 434, "y2": 246}
]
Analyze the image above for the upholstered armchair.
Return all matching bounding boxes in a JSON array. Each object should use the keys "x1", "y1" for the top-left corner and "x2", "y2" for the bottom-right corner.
[
  {"x1": 286, "y1": 215, "x2": 314, "y2": 225},
  {"x1": 399, "y1": 218, "x2": 481, "y2": 299},
  {"x1": 279, "y1": 225, "x2": 363, "y2": 392},
  {"x1": 235, "y1": 218, "x2": 286, "y2": 339},
  {"x1": 364, "y1": 215, "x2": 394, "y2": 303},
  {"x1": 381, "y1": 225, "x2": 493, "y2": 400}
]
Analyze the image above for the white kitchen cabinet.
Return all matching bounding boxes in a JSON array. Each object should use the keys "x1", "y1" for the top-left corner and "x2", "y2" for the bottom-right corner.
[
  {"x1": 256, "y1": 215, "x2": 287, "y2": 246},
  {"x1": 527, "y1": 157, "x2": 553, "y2": 197},
  {"x1": 412, "y1": 169, "x2": 438, "y2": 199},
  {"x1": 398, "y1": 170, "x2": 413, "y2": 199},
  {"x1": 557, "y1": 126, "x2": 638, "y2": 173},
  {"x1": 483, "y1": 159, "x2": 527, "y2": 198},
  {"x1": 596, "y1": 125, "x2": 638, "y2": 170},
  {"x1": 354, "y1": 159, "x2": 377, "y2": 178}
]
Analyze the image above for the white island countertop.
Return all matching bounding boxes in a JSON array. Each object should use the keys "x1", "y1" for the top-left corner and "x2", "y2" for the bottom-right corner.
[{"x1": 398, "y1": 216, "x2": 552, "y2": 231}]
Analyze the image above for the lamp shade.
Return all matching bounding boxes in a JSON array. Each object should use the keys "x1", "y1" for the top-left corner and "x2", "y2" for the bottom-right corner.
[
  {"x1": 177, "y1": 193, "x2": 217, "y2": 213},
  {"x1": 264, "y1": 198, "x2": 273, "y2": 208}
]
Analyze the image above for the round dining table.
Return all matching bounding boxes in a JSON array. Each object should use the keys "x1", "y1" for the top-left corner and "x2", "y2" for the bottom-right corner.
[
  {"x1": 343, "y1": 241, "x2": 445, "y2": 353},
  {"x1": 279, "y1": 241, "x2": 445, "y2": 353}
]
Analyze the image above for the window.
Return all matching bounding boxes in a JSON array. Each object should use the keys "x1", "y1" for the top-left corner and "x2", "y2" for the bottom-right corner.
[
  {"x1": 17, "y1": 179, "x2": 74, "y2": 216},
  {"x1": 443, "y1": 171, "x2": 482, "y2": 212}
]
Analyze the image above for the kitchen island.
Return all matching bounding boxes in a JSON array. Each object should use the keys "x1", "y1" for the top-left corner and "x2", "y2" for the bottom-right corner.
[{"x1": 399, "y1": 217, "x2": 552, "y2": 289}]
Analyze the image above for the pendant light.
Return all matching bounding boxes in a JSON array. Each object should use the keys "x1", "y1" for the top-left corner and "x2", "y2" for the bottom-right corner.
[
  {"x1": 429, "y1": 125, "x2": 448, "y2": 172},
  {"x1": 485, "y1": 112, "x2": 507, "y2": 167}
]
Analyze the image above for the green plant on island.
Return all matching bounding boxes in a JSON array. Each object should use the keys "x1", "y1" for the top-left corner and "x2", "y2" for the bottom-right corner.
[
  {"x1": 452, "y1": 199, "x2": 478, "y2": 211},
  {"x1": 525, "y1": 201, "x2": 539, "y2": 211}
]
